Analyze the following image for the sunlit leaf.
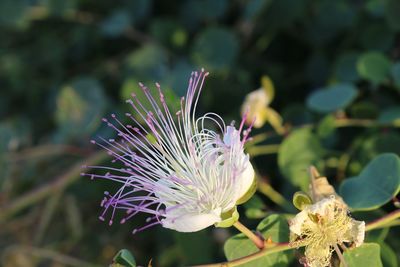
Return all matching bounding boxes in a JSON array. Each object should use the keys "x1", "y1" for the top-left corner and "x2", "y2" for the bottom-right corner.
[
  {"x1": 379, "y1": 242, "x2": 398, "y2": 267},
  {"x1": 341, "y1": 243, "x2": 382, "y2": 267},
  {"x1": 278, "y1": 128, "x2": 326, "y2": 190},
  {"x1": 340, "y1": 153, "x2": 400, "y2": 210},
  {"x1": 357, "y1": 52, "x2": 391, "y2": 84}
]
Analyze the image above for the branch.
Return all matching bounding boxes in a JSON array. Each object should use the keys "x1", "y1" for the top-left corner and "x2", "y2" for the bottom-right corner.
[
  {"x1": 3, "y1": 245, "x2": 102, "y2": 267},
  {"x1": 0, "y1": 151, "x2": 108, "y2": 223},
  {"x1": 191, "y1": 242, "x2": 292, "y2": 267}
]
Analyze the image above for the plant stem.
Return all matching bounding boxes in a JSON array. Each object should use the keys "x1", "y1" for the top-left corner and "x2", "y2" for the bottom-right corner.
[
  {"x1": 5, "y1": 245, "x2": 102, "y2": 267},
  {"x1": 191, "y1": 242, "x2": 292, "y2": 267},
  {"x1": 258, "y1": 180, "x2": 294, "y2": 212},
  {"x1": 0, "y1": 151, "x2": 108, "y2": 223},
  {"x1": 245, "y1": 132, "x2": 276, "y2": 147},
  {"x1": 247, "y1": 144, "x2": 280, "y2": 157},
  {"x1": 233, "y1": 221, "x2": 265, "y2": 249},
  {"x1": 365, "y1": 209, "x2": 400, "y2": 231},
  {"x1": 334, "y1": 244, "x2": 348, "y2": 267}
]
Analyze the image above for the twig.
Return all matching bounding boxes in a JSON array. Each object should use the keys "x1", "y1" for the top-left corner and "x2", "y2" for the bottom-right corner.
[
  {"x1": 7, "y1": 144, "x2": 90, "y2": 162},
  {"x1": 3, "y1": 245, "x2": 101, "y2": 267},
  {"x1": 247, "y1": 144, "x2": 280, "y2": 157},
  {"x1": 0, "y1": 151, "x2": 108, "y2": 223},
  {"x1": 365, "y1": 209, "x2": 400, "y2": 231},
  {"x1": 34, "y1": 192, "x2": 63, "y2": 245},
  {"x1": 191, "y1": 242, "x2": 292, "y2": 267}
]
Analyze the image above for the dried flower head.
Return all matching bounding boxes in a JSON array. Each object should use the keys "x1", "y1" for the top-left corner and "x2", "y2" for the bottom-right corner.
[
  {"x1": 289, "y1": 196, "x2": 365, "y2": 267},
  {"x1": 82, "y1": 69, "x2": 255, "y2": 233}
]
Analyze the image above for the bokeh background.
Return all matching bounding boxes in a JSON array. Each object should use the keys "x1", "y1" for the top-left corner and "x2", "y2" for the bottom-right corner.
[{"x1": 1, "y1": 0, "x2": 400, "y2": 266}]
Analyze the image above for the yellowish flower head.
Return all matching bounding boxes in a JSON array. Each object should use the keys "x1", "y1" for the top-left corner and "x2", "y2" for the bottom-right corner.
[
  {"x1": 241, "y1": 87, "x2": 271, "y2": 128},
  {"x1": 289, "y1": 196, "x2": 365, "y2": 267}
]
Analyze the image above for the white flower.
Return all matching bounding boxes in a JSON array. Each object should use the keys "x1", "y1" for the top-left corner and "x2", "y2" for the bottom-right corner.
[
  {"x1": 83, "y1": 69, "x2": 255, "y2": 233},
  {"x1": 289, "y1": 196, "x2": 365, "y2": 267}
]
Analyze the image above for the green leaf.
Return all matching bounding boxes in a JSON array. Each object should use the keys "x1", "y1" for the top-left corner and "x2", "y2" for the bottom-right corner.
[
  {"x1": 341, "y1": 243, "x2": 382, "y2": 267},
  {"x1": 224, "y1": 214, "x2": 293, "y2": 266},
  {"x1": 244, "y1": 195, "x2": 268, "y2": 219},
  {"x1": 192, "y1": 27, "x2": 239, "y2": 71},
  {"x1": 307, "y1": 83, "x2": 358, "y2": 113},
  {"x1": 100, "y1": 10, "x2": 131, "y2": 38},
  {"x1": 379, "y1": 242, "x2": 398, "y2": 267},
  {"x1": 278, "y1": 128, "x2": 326, "y2": 190},
  {"x1": 391, "y1": 62, "x2": 400, "y2": 89},
  {"x1": 357, "y1": 52, "x2": 392, "y2": 84},
  {"x1": 0, "y1": 0, "x2": 29, "y2": 27},
  {"x1": 55, "y1": 77, "x2": 106, "y2": 139},
  {"x1": 317, "y1": 114, "x2": 336, "y2": 139},
  {"x1": 340, "y1": 153, "x2": 400, "y2": 211},
  {"x1": 365, "y1": 0, "x2": 385, "y2": 17},
  {"x1": 113, "y1": 249, "x2": 136, "y2": 267},
  {"x1": 125, "y1": 44, "x2": 168, "y2": 81}
]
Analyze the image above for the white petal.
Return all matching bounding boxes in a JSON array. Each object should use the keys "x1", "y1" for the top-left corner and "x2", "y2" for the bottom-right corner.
[
  {"x1": 234, "y1": 158, "x2": 255, "y2": 202},
  {"x1": 353, "y1": 220, "x2": 365, "y2": 247},
  {"x1": 161, "y1": 209, "x2": 221, "y2": 232},
  {"x1": 289, "y1": 209, "x2": 309, "y2": 235}
]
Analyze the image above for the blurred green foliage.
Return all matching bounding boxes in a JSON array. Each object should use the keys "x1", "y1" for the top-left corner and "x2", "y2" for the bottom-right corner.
[{"x1": 1, "y1": 0, "x2": 400, "y2": 266}]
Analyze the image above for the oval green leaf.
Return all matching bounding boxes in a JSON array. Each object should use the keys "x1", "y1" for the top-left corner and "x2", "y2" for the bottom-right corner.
[
  {"x1": 379, "y1": 242, "x2": 398, "y2": 267},
  {"x1": 340, "y1": 153, "x2": 400, "y2": 211},
  {"x1": 307, "y1": 83, "x2": 358, "y2": 113},
  {"x1": 391, "y1": 62, "x2": 400, "y2": 89},
  {"x1": 341, "y1": 243, "x2": 382, "y2": 267},
  {"x1": 278, "y1": 128, "x2": 326, "y2": 190},
  {"x1": 357, "y1": 52, "x2": 391, "y2": 84},
  {"x1": 192, "y1": 27, "x2": 239, "y2": 71}
]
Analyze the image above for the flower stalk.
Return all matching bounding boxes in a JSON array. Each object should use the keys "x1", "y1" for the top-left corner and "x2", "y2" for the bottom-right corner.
[
  {"x1": 365, "y1": 209, "x2": 400, "y2": 231},
  {"x1": 233, "y1": 221, "x2": 265, "y2": 249}
]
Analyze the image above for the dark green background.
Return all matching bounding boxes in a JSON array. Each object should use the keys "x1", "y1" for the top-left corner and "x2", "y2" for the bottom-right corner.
[{"x1": 1, "y1": 0, "x2": 400, "y2": 266}]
